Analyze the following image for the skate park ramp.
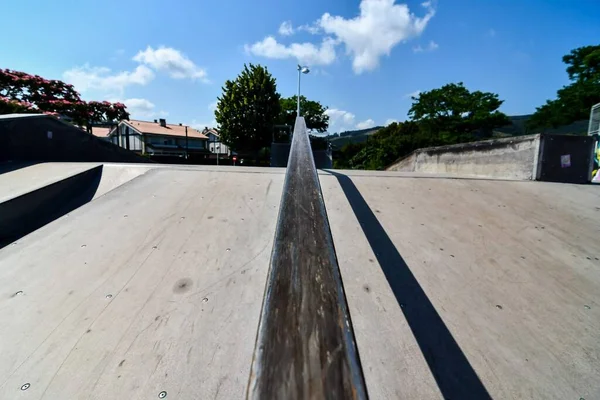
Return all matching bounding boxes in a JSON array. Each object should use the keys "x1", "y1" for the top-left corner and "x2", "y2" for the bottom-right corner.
[
  {"x1": 0, "y1": 142, "x2": 599, "y2": 396},
  {"x1": 0, "y1": 114, "x2": 150, "y2": 164},
  {"x1": 0, "y1": 163, "x2": 151, "y2": 248}
]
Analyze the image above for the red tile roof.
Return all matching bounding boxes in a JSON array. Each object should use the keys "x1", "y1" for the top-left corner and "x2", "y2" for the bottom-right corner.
[
  {"x1": 203, "y1": 128, "x2": 220, "y2": 137},
  {"x1": 124, "y1": 120, "x2": 208, "y2": 140},
  {"x1": 90, "y1": 127, "x2": 112, "y2": 137}
]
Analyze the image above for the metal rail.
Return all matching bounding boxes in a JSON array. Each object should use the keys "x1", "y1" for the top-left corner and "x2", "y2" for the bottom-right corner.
[{"x1": 247, "y1": 118, "x2": 367, "y2": 399}]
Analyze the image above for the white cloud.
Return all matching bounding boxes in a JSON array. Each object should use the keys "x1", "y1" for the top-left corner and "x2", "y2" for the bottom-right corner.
[
  {"x1": 246, "y1": 1, "x2": 435, "y2": 73},
  {"x1": 279, "y1": 21, "x2": 294, "y2": 36},
  {"x1": 385, "y1": 118, "x2": 398, "y2": 125},
  {"x1": 312, "y1": 68, "x2": 331, "y2": 76},
  {"x1": 63, "y1": 64, "x2": 154, "y2": 94},
  {"x1": 191, "y1": 118, "x2": 218, "y2": 130},
  {"x1": 245, "y1": 36, "x2": 337, "y2": 66},
  {"x1": 413, "y1": 40, "x2": 439, "y2": 53},
  {"x1": 133, "y1": 46, "x2": 208, "y2": 81},
  {"x1": 64, "y1": 45, "x2": 208, "y2": 96},
  {"x1": 111, "y1": 98, "x2": 167, "y2": 118},
  {"x1": 124, "y1": 98, "x2": 169, "y2": 118},
  {"x1": 124, "y1": 98, "x2": 155, "y2": 113},
  {"x1": 298, "y1": 23, "x2": 321, "y2": 35},
  {"x1": 325, "y1": 108, "x2": 356, "y2": 132},
  {"x1": 356, "y1": 118, "x2": 375, "y2": 129},
  {"x1": 319, "y1": 0, "x2": 436, "y2": 73}
]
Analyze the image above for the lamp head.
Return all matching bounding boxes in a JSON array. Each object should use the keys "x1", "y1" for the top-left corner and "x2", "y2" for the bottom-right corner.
[{"x1": 298, "y1": 65, "x2": 310, "y2": 74}]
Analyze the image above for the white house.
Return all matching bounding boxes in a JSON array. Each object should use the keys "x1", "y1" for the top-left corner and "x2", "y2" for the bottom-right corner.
[
  {"x1": 202, "y1": 128, "x2": 230, "y2": 156},
  {"x1": 94, "y1": 118, "x2": 209, "y2": 158}
]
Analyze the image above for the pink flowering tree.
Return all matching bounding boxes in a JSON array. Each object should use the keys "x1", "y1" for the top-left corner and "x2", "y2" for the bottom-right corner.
[{"x1": 0, "y1": 68, "x2": 129, "y2": 127}]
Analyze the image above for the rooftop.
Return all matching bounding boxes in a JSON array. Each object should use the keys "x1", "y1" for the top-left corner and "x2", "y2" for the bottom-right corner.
[
  {"x1": 89, "y1": 126, "x2": 112, "y2": 138},
  {"x1": 125, "y1": 119, "x2": 208, "y2": 140},
  {"x1": 0, "y1": 113, "x2": 49, "y2": 120}
]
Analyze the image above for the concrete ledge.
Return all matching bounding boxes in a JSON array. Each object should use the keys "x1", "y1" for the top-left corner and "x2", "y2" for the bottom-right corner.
[
  {"x1": 0, "y1": 163, "x2": 152, "y2": 248},
  {"x1": 0, "y1": 165, "x2": 103, "y2": 248},
  {"x1": 387, "y1": 135, "x2": 541, "y2": 180}
]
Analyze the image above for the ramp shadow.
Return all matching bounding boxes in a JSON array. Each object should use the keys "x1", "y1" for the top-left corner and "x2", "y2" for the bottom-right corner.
[
  {"x1": 0, "y1": 161, "x2": 40, "y2": 176},
  {"x1": 328, "y1": 171, "x2": 492, "y2": 400},
  {"x1": 0, "y1": 165, "x2": 103, "y2": 249}
]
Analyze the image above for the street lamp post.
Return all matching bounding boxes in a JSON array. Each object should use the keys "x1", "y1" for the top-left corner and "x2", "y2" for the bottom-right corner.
[{"x1": 297, "y1": 65, "x2": 310, "y2": 116}]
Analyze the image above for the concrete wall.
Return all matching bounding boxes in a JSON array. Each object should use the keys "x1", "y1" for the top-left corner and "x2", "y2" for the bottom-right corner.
[
  {"x1": 386, "y1": 135, "x2": 541, "y2": 180},
  {"x1": 0, "y1": 115, "x2": 150, "y2": 164},
  {"x1": 0, "y1": 165, "x2": 102, "y2": 248}
]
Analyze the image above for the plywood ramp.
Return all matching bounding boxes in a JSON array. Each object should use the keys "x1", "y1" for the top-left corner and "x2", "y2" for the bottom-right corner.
[{"x1": 0, "y1": 168, "x2": 283, "y2": 399}]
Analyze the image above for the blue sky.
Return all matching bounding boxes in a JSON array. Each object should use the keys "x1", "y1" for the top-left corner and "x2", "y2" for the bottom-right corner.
[{"x1": 2, "y1": 0, "x2": 599, "y2": 133}]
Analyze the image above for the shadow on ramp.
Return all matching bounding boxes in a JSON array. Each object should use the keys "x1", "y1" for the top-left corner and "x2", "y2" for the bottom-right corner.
[
  {"x1": 0, "y1": 161, "x2": 40, "y2": 176},
  {"x1": 328, "y1": 171, "x2": 492, "y2": 400},
  {"x1": 0, "y1": 165, "x2": 103, "y2": 249}
]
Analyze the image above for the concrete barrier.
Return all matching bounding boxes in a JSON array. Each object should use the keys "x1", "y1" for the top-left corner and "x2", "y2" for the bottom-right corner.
[
  {"x1": 0, "y1": 163, "x2": 151, "y2": 248},
  {"x1": 0, "y1": 165, "x2": 102, "y2": 248},
  {"x1": 0, "y1": 114, "x2": 151, "y2": 164},
  {"x1": 386, "y1": 135, "x2": 541, "y2": 180},
  {"x1": 386, "y1": 134, "x2": 594, "y2": 183}
]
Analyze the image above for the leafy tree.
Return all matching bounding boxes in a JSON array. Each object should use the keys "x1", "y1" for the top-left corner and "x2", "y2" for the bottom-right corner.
[
  {"x1": 334, "y1": 122, "x2": 423, "y2": 170},
  {"x1": 332, "y1": 83, "x2": 510, "y2": 170},
  {"x1": 529, "y1": 44, "x2": 600, "y2": 129},
  {"x1": 308, "y1": 134, "x2": 329, "y2": 150},
  {"x1": 334, "y1": 142, "x2": 365, "y2": 169},
  {"x1": 215, "y1": 64, "x2": 281, "y2": 152},
  {"x1": 346, "y1": 121, "x2": 424, "y2": 170},
  {"x1": 0, "y1": 69, "x2": 129, "y2": 126},
  {"x1": 563, "y1": 45, "x2": 600, "y2": 82},
  {"x1": 408, "y1": 82, "x2": 509, "y2": 141},
  {"x1": 279, "y1": 95, "x2": 329, "y2": 133}
]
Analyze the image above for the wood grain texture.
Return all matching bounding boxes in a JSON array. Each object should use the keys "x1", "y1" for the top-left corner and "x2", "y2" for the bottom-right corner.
[{"x1": 248, "y1": 118, "x2": 367, "y2": 399}]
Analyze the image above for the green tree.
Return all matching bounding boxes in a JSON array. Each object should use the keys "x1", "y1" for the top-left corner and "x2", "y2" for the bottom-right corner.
[
  {"x1": 347, "y1": 121, "x2": 423, "y2": 170},
  {"x1": 215, "y1": 64, "x2": 281, "y2": 152},
  {"x1": 279, "y1": 95, "x2": 329, "y2": 133},
  {"x1": 334, "y1": 142, "x2": 365, "y2": 169},
  {"x1": 408, "y1": 83, "x2": 510, "y2": 141},
  {"x1": 529, "y1": 44, "x2": 600, "y2": 129},
  {"x1": 563, "y1": 45, "x2": 600, "y2": 82}
]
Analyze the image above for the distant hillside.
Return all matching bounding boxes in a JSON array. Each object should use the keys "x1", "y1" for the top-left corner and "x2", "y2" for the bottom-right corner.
[
  {"x1": 327, "y1": 115, "x2": 589, "y2": 149},
  {"x1": 494, "y1": 114, "x2": 588, "y2": 136},
  {"x1": 328, "y1": 126, "x2": 383, "y2": 149}
]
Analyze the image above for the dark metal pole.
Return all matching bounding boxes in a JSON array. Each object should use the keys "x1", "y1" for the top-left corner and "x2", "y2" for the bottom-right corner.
[
  {"x1": 247, "y1": 117, "x2": 367, "y2": 399},
  {"x1": 185, "y1": 126, "x2": 189, "y2": 160},
  {"x1": 297, "y1": 66, "x2": 301, "y2": 116},
  {"x1": 125, "y1": 125, "x2": 130, "y2": 150}
]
